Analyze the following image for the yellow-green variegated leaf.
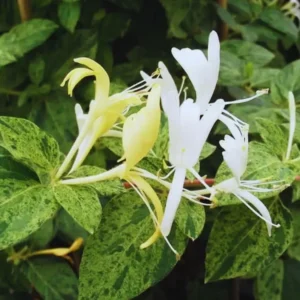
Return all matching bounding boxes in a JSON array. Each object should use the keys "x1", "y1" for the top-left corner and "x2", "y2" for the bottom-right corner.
[
  {"x1": 205, "y1": 198, "x2": 293, "y2": 282},
  {"x1": 0, "y1": 117, "x2": 61, "y2": 184},
  {"x1": 175, "y1": 198, "x2": 205, "y2": 240},
  {"x1": 54, "y1": 185, "x2": 101, "y2": 234},
  {"x1": 78, "y1": 191, "x2": 188, "y2": 300},
  {"x1": 254, "y1": 259, "x2": 283, "y2": 300},
  {"x1": 0, "y1": 180, "x2": 59, "y2": 250},
  {"x1": 215, "y1": 142, "x2": 294, "y2": 207}
]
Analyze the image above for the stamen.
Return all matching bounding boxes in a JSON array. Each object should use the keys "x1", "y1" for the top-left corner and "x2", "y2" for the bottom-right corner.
[
  {"x1": 178, "y1": 76, "x2": 186, "y2": 96},
  {"x1": 224, "y1": 89, "x2": 269, "y2": 105},
  {"x1": 128, "y1": 180, "x2": 179, "y2": 256},
  {"x1": 183, "y1": 87, "x2": 188, "y2": 101},
  {"x1": 285, "y1": 91, "x2": 296, "y2": 161},
  {"x1": 160, "y1": 167, "x2": 176, "y2": 180},
  {"x1": 188, "y1": 168, "x2": 213, "y2": 192}
]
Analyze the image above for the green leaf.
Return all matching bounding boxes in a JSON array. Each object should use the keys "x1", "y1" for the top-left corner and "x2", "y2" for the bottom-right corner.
[
  {"x1": 219, "y1": 51, "x2": 246, "y2": 86},
  {"x1": 0, "y1": 117, "x2": 61, "y2": 184},
  {"x1": 221, "y1": 40, "x2": 274, "y2": 67},
  {"x1": 0, "y1": 147, "x2": 35, "y2": 180},
  {"x1": 254, "y1": 259, "x2": 283, "y2": 300},
  {"x1": 271, "y1": 59, "x2": 300, "y2": 104},
  {"x1": 216, "y1": 5, "x2": 241, "y2": 31},
  {"x1": 256, "y1": 118, "x2": 287, "y2": 159},
  {"x1": 281, "y1": 259, "x2": 300, "y2": 299},
  {"x1": 46, "y1": 30, "x2": 97, "y2": 86},
  {"x1": 68, "y1": 165, "x2": 125, "y2": 196},
  {"x1": 57, "y1": 209, "x2": 89, "y2": 242},
  {"x1": 292, "y1": 181, "x2": 300, "y2": 202},
  {"x1": 250, "y1": 68, "x2": 280, "y2": 88},
  {"x1": 0, "y1": 19, "x2": 58, "y2": 67},
  {"x1": 28, "y1": 56, "x2": 45, "y2": 85},
  {"x1": 99, "y1": 12, "x2": 131, "y2": 42},
  {"x1": 153, "y1": 116, "x2": 169, "y2": 159},
  {"x1": 54, "y1": 185, "x2": 101, "y2": 234},
  {"x1": 260, "y1": 8, "x2": 298, "y2": 42},
  {"x1": 28, "y1": 219, "x2": 56, "y2": 249},
  {"x1": 17, "y1": 84, "x2": 51, "y2": 107},
  {"x1": 22, "y1": 258, "x2": 78, "y2": 300},
  {"x1": 205, "y1": 198, "x2": 293, "y2": 282},
  {"x1": 0, "y1": 61, "x2": 27, "y2": 90},
  {"x1": 0, "y1": 183, "x2": 59, "y2": 250},
  {"x1": 29, "y1": 91, "x2": 78, "y2": 154},
  {"x1": 101, "y1": 137, "x2": 123, "y2": 157},
  {"x1": 58, "y1": 2, "x2": 81, "y2": 33},
  {"x1": 78, "y1": 192, "x2": 188, "y2": 300},
  {"x1": 175, "y1": 198, "x2": 205, "y2": 240},
  {"x1": 200, "y1": 143, "x2": 216, "y2": 160},
  {"x1": 104, "y1": 0, "x2": 143, "y2": 12},
  {"x1": 255, "y1": 259, "x2": 300, "y2": 300},
  {"x1": 287, "y1": 209, "x2": 300, "y2": 261},
  {"x1": 159, "y1": 0, "x2": 191, "y2": 38},
  {"x1": 215, "y1": 142, "x2": 294, "y2": 206}
]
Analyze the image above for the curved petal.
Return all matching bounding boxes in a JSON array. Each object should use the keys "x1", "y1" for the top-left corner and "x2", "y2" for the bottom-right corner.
[
  {"x1": 74, "y1": 57, "x2": 110, "y2": 106},
  {"x1": 161, "y1": 167, "x2": 186, "y2": 236},
  {"x1": 122, "y1": 85, "x2": 161, "y2": 171},
  {"x1": 219, "y1": 116, "x2": 249, "y2": 180},
  {"x1": 171, "y1": 31, "x2": 220, "y2": 111},
  {"x1": 169, "y1": 99, "x2": 201, "y2": 167},
  {"x1": 235, "y1": 189, "x2": 280, "y2": 236}
]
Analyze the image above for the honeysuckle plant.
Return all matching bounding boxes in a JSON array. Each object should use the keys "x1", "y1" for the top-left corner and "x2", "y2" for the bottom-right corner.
[{"x1": 1, "y1": 5, "x2": 300, "y2": 299}]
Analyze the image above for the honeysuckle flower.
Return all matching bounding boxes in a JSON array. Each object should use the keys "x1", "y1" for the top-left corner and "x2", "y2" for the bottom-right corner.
[
  {"x1": 60, "y1": 85, "x2": 179, "y2": 255},
  {"x1": 211, "y1": 119, "x2": 281, "y2": 236},
  {"x1": 171, "y1": 31, "x2": 220, "y2": 113},
  {"x1": 157, "y1": 59, "x2": 225, "y2": 236},
  {"x1": 140, "y1": 30, "x2": 268, "y2": 236},
  {"x1": 282, "y1": 0, "x2": 300, "y2": 26},
  {"x1": 7, "y1": 238, "x2": 83, "y2": 264},
  {"x1": 55, "y1": 58, "x2": 146, "y2": 179},
  {"x1": 285, "y1": 91, "x2": 296, "y2": 161}
]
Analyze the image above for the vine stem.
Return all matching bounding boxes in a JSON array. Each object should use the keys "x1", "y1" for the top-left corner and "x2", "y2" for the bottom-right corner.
[
  {"x1": 17, "y1": 0, "x2": 31, "y2": 22},
  {"x1": 218, "y1": 0, "x2": 228, "y2": 41}
]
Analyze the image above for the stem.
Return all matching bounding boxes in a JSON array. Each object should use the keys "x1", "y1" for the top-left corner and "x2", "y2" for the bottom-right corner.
[
  {"x1": 218, "y1": 0, "x2": 228, "y2": 41},
  {"x1": 0, "y1": 88, "x2": 21, "y2": 96},
  {"x1": 17, "y1": 0, "x2": 31, "y2": 22}
]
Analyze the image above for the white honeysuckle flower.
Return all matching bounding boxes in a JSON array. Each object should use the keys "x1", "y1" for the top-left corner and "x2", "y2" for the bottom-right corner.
[
  {"x1": 171, "y1": 31, "x2": 220, "y2": 113},
  {"x1": 282, "y1": 0, "x2": 300, "y2": 26},
  {"x1": 211, "y1": 119, "x2": 281, "y2": 236},
  {"x1": 286, "y1": 91, "x2": 296, "y2": 160},
  {"x1": 138, "y1": 31, "x2": 269, "y2": 236},
  {"x1": 153, "y1": 61, "x2": 225, "y2": 236}
]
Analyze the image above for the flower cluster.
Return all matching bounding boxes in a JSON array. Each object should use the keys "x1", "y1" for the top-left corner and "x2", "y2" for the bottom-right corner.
[{"x1": 57, "y1": 31, "x2": 296, "y2": 256}]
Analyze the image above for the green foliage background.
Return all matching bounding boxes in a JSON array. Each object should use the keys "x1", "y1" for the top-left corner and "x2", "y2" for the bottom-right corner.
[{"x1": 1, "y1": 0, "x2": 300, "y2": 299}]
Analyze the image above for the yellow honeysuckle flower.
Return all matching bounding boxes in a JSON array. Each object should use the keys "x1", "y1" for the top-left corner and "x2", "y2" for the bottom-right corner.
[
  {"x1": 61, "y1": 57, "x2": 110, "y2": 106},
  {"x1": 60, "y1": 85, "x2": 179, "y2": 255},
  {"x1": 119, "y1": 84, "x2": 161, "y2": 172},
  {"x1": 55, "y1": 58, "x2": 144, "y2": 179},
  {"x1": 60, "y1": 84, "x2": 161, "y2": 182},
  {"x1": 7, "y1": 238, "x2": 83, "y2": 265}
]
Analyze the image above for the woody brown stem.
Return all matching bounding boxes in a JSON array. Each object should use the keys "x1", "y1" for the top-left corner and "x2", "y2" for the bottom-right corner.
[
  {"x1": 17, "y1": 0, "x2": 31, "y2": 22},
  {"x1": 218, "y1": 0, "x2": 228, "y2": 41}
]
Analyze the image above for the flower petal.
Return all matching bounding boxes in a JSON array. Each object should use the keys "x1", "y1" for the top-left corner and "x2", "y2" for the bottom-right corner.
[
  {"x1": 234, "y1": 189, "x2": 280, "y2": 236},
  {"x1": 161, "y1": 167, "x2": 186, "y2": 236},
  {"x1": 171, "y1": 31, "x2": 220, "y2": 111}
]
